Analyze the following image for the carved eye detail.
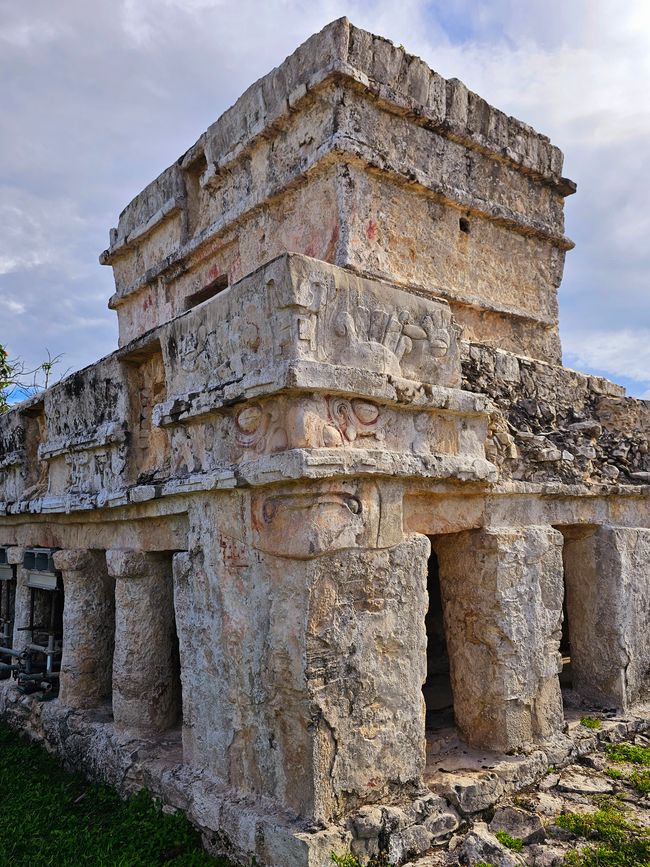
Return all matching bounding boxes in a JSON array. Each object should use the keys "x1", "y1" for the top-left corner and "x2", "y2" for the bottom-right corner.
[
  {"x1": 236, "y1": 405, "x2": 263, "y2": 434},
  {"x1": 344, "y1": 495, "x2": 362, "y2": 515},
  {"x1": 350, "y1": 400, "x2": 380, "y2": 425}
]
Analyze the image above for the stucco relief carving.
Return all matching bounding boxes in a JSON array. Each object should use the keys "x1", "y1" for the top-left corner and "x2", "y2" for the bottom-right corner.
[
  {"x1": 160, "y1": 258, "x2": 461, "y2": 406},
  {"x1": 251, "y1": 480, "x2": 381, "y2": 559},
  {"x1": 176, "y1": 315, "x2": 261, "y2": 376},
  {"x1": 162, "y1": 392, "x2": 484, "y2": 479},
  {"x1": 233, "y1": 396, "x2": 383, "y2": 455},
  {"x1": 326, "y1": 397, "x2": 382, "y2": 444},
  {"x1": 234, "y1": 403, "x2": 288, "y2": 454},
  {"x1": 278, "y1": 276, "x2": 458, "y2": 383},
  {"x1": 65, "y1": 445, "x2": 128, "y2": 495}
]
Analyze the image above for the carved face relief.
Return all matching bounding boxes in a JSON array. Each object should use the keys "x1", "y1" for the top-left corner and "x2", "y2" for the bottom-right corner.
[
  {"x1": 251, "y1": 482, "x2": 370, "y2": 558},
  {"x1": 327, "y1": 397, "x2": 382, "y2": 443},
  {"x1": 232, "y1": 396, "x2": 383, "y2": 456},
  {"x1": 234, "y1": 403, "x2": 287, "y2": 454}
]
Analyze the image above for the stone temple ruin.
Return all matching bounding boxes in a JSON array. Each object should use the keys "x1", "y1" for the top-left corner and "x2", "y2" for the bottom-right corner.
[{"x1": 1, "y1": 18, "x2": 649, "y2": 867}]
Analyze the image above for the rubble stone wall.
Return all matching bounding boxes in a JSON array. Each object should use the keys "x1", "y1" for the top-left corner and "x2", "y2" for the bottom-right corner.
[{"x1": 462, "y1": 341, "x2": 650, "y2": 486}]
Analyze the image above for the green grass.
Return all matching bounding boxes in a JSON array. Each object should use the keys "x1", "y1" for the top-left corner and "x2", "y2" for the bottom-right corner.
[
  {"x1": 605, "y1": 743, "x2": 650, "y2": 766},
  {"x1": 0, "y1": 721, "x2": 229, "y2": 867},
  {"x1": 580, "y1": 716, "x2": 602, "y2": 730},
  {"x1": 494, "y1": 831, "x2": 523, "y2": 851},
  {"x1": 605, "y1": 768, "x2": 624, "y2": 780},
  {"x1": 557, "y1": 800, "x2": 650, "y2": 867},
  {"x1": 602, "y1": 742, "x2": 650, "y2": 798},
  {"x1": 628, "y1": 769, "x2": 650, "y2": 796}
]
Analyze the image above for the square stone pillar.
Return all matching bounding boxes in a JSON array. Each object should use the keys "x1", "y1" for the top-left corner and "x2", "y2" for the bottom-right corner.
[
  {"x1": 7, "y1": 546, "x2": 27, "y2": 652},
  {"x1": 434, "y1": 526, "x2": 565, "y2": 752},
  {"x1": 52, "y1": 549, "x2": 115, "y2": 709},
  {"x1": 562, "y1": 525, "x2": 650, "y2": 709},
  {"x1": 174, "y1": 484, "x2": 428, "y2": 824},
  {"x1": 106, "y1": 550, "x2": 180, "y2": 734}
]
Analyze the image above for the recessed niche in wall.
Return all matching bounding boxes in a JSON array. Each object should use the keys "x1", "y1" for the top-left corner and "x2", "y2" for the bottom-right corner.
[{"x1": 122, "y1": 341, "x2": 170, "y2": 484}]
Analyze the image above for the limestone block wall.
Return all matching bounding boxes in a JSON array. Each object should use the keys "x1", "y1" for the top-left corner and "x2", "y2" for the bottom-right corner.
[{"x1": 100, "y1": 19, "x2": 574, "y2": 361}]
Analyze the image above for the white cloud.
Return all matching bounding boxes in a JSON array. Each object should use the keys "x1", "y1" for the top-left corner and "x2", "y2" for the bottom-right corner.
[
  {"x1": 564, "y1": 329, "x2": 650, "y2": 388},
  {"x1": 0, "y1": 192, "x2": 88, "y2": 278},
  {"x1": 0, "y1": 294, "x2": 26, "y2": 315},
  {"x1": 0, "y1": 20, "x2": 66, "y2": 48}
]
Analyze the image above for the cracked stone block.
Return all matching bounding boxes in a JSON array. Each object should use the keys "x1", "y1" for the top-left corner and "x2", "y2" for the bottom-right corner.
[{"x1": 489, "y1": 805, "x2": 546, "y2": 844}]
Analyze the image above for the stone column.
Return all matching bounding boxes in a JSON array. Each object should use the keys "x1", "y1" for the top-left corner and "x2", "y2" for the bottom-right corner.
[
  {"x1": 7, "y1": 546, "x2": 27, "y2": 652},
  {"x1": 434, "y1": 526, "x2": 565, "y2": 752},
  {"x1": 52, "y1": 549, "x2": 114, "y2": 709},
  {"x1": 562, "y1": 525, "x2": 650, "y2": 709},
  {"x1": 106, "y1": 549, "x2": 179, "y2": 734}
]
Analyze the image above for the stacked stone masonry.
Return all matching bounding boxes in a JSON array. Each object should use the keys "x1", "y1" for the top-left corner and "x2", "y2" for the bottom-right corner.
[{"x1": 0, "y1": 18, "x2": 648, "y2": 867}]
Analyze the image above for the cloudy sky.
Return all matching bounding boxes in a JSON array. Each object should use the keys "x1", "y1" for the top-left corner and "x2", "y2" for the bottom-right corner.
[{"x1": 1, "y1": 0, "x2": 649, "y2": 398}]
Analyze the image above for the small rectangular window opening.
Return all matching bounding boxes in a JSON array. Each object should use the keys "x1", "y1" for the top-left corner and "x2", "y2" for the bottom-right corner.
[{"x1": 185, "y1": 275, "x2": 229, "y2": 311}]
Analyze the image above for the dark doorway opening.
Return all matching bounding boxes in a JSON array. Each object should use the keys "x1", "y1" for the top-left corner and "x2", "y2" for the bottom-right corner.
[
  {"x1": 559, "y1": 580, "x2": 573, "y2": 690},
  {"x1": 423, "y1": 546, "x2": 454, "y2": 731}
]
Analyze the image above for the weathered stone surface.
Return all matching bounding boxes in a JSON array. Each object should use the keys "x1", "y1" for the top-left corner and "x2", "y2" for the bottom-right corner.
[
  {"x1": 106, "y1": 549, "x2": 179, "y2": 734},
  {"x1": 53, "y1": 549, "x2": 114, "y2": 709},
  {"x1": 557, "y1": 767, "x2": 614, "y2": 795},
  {"x1": 462, "y1": 342, "x2": 650, "y2": 486},
  {"x1": 0, "y1": 17, "x2": 648, "y2": 867},
  {"x1": 5, "y1": 546, "x2": 24, "y2": 565},
  {"x1": 434, "y1": 526, "x2": 565, "y2": 751},
  {"x1": 424, "y1": 808, "x2": 460, "y2": 838},
  {"x1": 453, "y1": 822, "x2": 526, "y2": 866},
  {"x1": 489, "y1": 805, "x2": 546, "y2": 844},
  {"x1": 440, "y1": 771, "x2": 505, "y2": 814},
  {"x1": 388, "y1": 825, "x2": 433, "y2": 864},
  {"x1": 563, "y1": 526, "x2": 650, "y2": 709},
  {"x1": 176, "y1": 518, "x2": 430, "y2": 823}
]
